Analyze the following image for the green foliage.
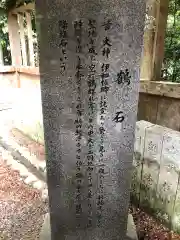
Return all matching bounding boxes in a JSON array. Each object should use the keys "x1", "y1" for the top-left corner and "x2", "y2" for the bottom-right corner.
[
  {"x1": 0, "y1": 0, "x2": 33, "y2": 13},
  {"x1": 0, "y1": 0, "x2": 179, "y2": 76},
  {"x1": 0, "y1": 15, "x2": 11, "y2": 65},
  {"x1": 164, "y1": 0, "x2": 180, "y2": 82}
]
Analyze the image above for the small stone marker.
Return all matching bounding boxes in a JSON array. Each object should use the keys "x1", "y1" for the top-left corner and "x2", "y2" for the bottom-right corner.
[{"x1": 36, "y1": 0, "x2": 146, "y2": 239}]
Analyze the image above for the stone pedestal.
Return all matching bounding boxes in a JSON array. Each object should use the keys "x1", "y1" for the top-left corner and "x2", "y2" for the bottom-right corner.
[{"x1": 40, "y1": 213, "x2": 138, "y2": 240}]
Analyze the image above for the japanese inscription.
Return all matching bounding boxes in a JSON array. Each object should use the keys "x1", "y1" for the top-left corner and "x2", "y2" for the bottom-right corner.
[
  {"x1": 37, "y1": 0, "x2": 146, "y2": 238},
  {"x1": 58, "y1": 20, "x2": 68, "y2": 74},
  {"x1": 74, "y1": 20, "x2": 84, "y2": 225},
  {"x1": 57, "y1": 18, "x2": 131, "y2": 226},
  {"x1": 116, "y1": 69, "x2": 131, "y2": 86},
  {"x1": 97, "y1": 19, "x2": 112, "y2": 225},
  {"x1": 86, "y1": 19, "x2": 97, "y2": 227},
  {"x1": 113, "y1": 111, "x2": 125, "y2": 123}
]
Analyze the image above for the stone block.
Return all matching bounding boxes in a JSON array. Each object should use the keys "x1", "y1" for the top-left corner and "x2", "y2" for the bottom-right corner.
[
  {"x1": 134, "y1": 120, "x2": 155, "y2": 156},
  {"x1": 131, "y1": 121, "x2": 154, "y2": 203},
  {"x1": 40, "y1": 213, "x2": 138, "y2": 240},
  {"x1": 134, "y1": 122, "x2": 180, "y2": 229},
  {"x1": 36, "y1": 0, "x2": 146, "y2": 238}
]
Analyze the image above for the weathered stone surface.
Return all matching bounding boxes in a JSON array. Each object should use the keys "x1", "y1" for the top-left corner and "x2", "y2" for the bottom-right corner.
[
  {"x1": 40, "y1": 213, "x2": 138, "y2": 240},
  {"x1": 134, "y1": 120, "x2": 154, "y2": 156},
  {"x1": 132, "y1": 121, "x2": 154, "y2": 201},
  {"x1": 36, "y1": 0, "x2": 146, "y2": 239},
  {"x1": 132, "y1": 121, "x2": 180, "y2": 231},
  {"x1": 126, "y1": 214, "x2": 138, "y2": 240},
  {"x1": 40, "y1": 213, "x2": 51, "y2": 240},
  {"x1": 143, "y1": 125, "x2": 167, "y2": 163}
]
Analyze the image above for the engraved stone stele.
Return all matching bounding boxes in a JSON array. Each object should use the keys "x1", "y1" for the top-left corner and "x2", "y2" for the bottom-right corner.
[{"x1": 35, "y1": 0, "x2": 146, "y2": 239}]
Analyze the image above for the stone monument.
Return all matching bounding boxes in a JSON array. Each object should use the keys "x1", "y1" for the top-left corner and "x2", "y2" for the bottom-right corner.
[{"x1": 36, "y1": 0, "x2": 146, "y2": 239}]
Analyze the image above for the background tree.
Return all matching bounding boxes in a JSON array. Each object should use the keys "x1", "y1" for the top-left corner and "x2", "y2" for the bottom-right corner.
[
  {"x1": 0, "y1": 0, "x2": 179, "y2": 75},
  {"x1": 0, "y1": 15, "x2": 11, "y2": 65},
  {"x1": 164, "y1": 0, "x2": 180, "y2": 82}
]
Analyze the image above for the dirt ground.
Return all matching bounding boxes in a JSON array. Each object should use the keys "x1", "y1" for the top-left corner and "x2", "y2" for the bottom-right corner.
[{"x1": 0, "y1": 160, "x2": 48, "y2": 240}]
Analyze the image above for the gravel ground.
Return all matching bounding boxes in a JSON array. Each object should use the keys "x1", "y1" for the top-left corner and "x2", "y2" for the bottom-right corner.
[
  {"x1": 0, "y1": 95, "x2": 48, "y2": 239},
  {"x1": 130, "y1": 205, "x2": 180, "y2": 240},
  {"x1": 0, "y1": 160, "x2": 48, "y2": 240}
]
